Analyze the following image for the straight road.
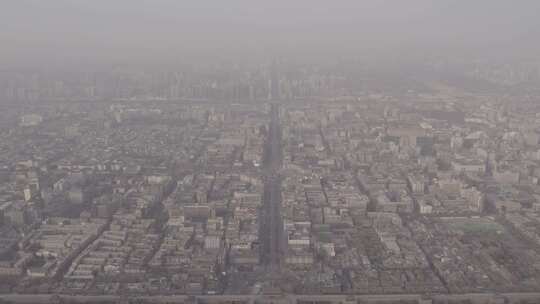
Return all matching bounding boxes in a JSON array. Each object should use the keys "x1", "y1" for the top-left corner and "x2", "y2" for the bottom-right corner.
[
  {"x1": 261, "y1": 103, "x2": 283, "y2": 270},
  {"x1": 4, "y1": 292, "x2": 540, "y2": 304}
]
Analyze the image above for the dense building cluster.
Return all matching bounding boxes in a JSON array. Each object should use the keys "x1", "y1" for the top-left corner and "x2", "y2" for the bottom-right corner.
[
  {"x1": 2, "y1": 63, "x2": 540, "y2": 304},
  {"x1": 0, "y1": 64, "x2": 349, "y2": 103},
  {"x1": 273, "y1": 96, "x2": 540, "y2": 295},
  {"x1": 0, "y1": 101, "x2": 270, "y2": 295}
]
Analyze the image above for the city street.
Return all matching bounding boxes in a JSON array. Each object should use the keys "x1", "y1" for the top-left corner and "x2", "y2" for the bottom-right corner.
[{"x1": 261, "y1": 103, "x2": 283, "y2": 271}]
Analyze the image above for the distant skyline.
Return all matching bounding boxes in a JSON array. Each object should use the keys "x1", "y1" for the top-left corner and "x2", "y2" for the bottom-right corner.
[{"x1": 1, "y1": 0, "x2": 540, "y2": 67}]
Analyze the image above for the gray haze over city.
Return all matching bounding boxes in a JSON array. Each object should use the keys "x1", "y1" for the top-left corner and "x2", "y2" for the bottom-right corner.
[
  {"x1": 2, "y1": 1, "x2": 540, "y2": 304},
  {"x1": 2, "y1": 0, "x2": 540, "y2": 66}
]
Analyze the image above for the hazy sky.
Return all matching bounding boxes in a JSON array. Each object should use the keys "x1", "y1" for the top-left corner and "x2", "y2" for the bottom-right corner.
[{"x1": 1, "y1": 0, "x2": 539, "y2": 67}]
